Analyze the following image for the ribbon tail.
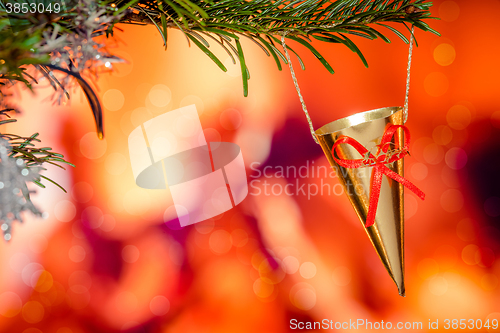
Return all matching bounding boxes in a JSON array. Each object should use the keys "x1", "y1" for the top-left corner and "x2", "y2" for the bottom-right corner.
[
  {"x1": 365, "y1": 167, "x2": 383, "y2": 228},
  {"x1": 382, "y1": 167, "x2": 426, "y2": 200}
]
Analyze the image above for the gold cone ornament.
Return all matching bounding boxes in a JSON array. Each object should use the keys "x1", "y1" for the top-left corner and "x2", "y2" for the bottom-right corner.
[
  {"x1": 280, "y1": 27, "x2": 425, "y2": 296},
  {"x1": 315, "y1": 107, "x2": 424, "y2": 296}
]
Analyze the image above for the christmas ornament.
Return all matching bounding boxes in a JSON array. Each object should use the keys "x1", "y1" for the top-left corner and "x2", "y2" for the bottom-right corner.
[
  {"x1": 128, "y1": 105, "x2": 248, "y2": 226},
  {"x1": 315, "y1": 109, "x2": 425, "y2": 296},
  {"x1": 281, "y1": 28, "x2": 425, "y2": 296}
]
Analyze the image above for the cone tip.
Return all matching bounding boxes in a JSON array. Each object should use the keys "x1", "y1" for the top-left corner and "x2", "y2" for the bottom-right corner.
[{"x1": 398, "y1": 286, "x2": 406, "y2": 297}]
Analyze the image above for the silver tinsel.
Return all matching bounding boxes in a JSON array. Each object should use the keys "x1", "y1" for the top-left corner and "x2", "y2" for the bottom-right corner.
[
  {"x1": 0, "y1": 139, "x2": 42, "y2": 241},
  {"x1": 35, "y1": 0, "x2": 125, "y2": 104}
]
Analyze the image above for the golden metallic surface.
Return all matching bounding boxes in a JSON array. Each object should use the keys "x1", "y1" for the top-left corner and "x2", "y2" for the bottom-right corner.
[{"x1": 315, "y1": 107, "x2": 406, "y2": 296}]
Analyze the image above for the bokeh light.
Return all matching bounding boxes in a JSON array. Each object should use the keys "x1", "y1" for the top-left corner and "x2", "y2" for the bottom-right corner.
[
  {"x1": 410, "y1": 163, "x2": 428, "y2": 180},
  {"x1": 103, "y1": 89, "x2": 125, "y2": 111},
  {"x1": 289, "y1": 282, "x2": 316, "y2": 310},
  {"x1": 54, "y1": 200, "x2": 76, "y2": 222},
  {"x1": 122, "y1": 245, "x2": 140, "y2": 263},
  {"x1": 80, "y1": 132, "x2": 108, "y2": 159},
  {"x1": 150, "y1": 296, "x2": 170, "y2": 316},
  {"x1": 68, "y1": 246, "x2": 86, "y2": 263},
  {"x1": 0, "y1": 292, "x2": 22, "y2": 317},
  {"x1": 440, "y1": 189, "x2": 464, "y2": 213},
  {"x1": 299, "y1": 262, "x2": 317, "y2": 279},
  {"x1": 447, "y1": 105, "x2": 471, "y2": 130},
  {"x1": 148, "y1": 84, "x2": 172, "y2": 107},
  {"x1": 21, "y1": 301, "x2": 44, "y2": 323},
  {"x1": 432, "y1": 125, "x2": 453, "y2": 145},
  {"x1": 439, "y1": 1, "x2": 460, "y2": 22},
  {"x1": 433, "y1": 43, "x2": 456, "y2": 66}
]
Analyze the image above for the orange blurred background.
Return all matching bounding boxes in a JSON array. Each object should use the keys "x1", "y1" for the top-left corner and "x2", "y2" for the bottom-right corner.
[{"x1": 1, "y1": 0, "x2": 500, "y2": 332}]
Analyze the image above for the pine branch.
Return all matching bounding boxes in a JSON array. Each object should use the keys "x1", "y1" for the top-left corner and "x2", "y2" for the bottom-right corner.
[
  {"x1": 116, "y1": 0, "x2": 439, "y2": 95},
  {"x1": 0, "y1": 136, "x2": 43, "y2": 241},
  {"x1": 1, "y1": 0, "x2": 438, "y2": 98},
  {"x1": 0, "y1": 109, "x2": 74, "y2": 193},
  {"x1": 0, "y1": 106, "x2": 74, "y2": 240}
]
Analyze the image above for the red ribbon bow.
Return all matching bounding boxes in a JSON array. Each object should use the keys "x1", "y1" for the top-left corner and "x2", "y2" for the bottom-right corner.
[{"x1": 331, "y1": 125, "x2": 425, "y2": 228}]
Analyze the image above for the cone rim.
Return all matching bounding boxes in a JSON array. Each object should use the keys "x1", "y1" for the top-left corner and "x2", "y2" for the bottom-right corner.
[{"x1": 315, "y1": 106, "x2": 402, "y2": 136}]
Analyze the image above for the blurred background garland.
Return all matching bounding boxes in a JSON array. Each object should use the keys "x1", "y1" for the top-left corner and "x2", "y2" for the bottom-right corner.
[{"x1": 0, "y1": 0, "x2": 438, "y2": 240}]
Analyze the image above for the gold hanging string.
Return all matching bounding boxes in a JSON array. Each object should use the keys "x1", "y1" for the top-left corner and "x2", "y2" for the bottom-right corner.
[
  {"x1": 403, "y1": 26, "x2": 415, "y2": 124},
  {"x1": 281, "y1": 32, "x2": 320, "y2": 144},
  {"x1": 281, "y1": 26, "x2": 415, "y2": 142}
]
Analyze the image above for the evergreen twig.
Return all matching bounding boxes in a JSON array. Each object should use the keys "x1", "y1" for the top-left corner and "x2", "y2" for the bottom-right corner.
[{"x1": 116, "y1": 0, "x2": 439, "y2": 95}]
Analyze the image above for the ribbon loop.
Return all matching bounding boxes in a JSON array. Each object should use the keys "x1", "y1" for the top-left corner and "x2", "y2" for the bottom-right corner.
[{"x1": 331, "y1": 125, "x2": 425, "y2": 228}]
